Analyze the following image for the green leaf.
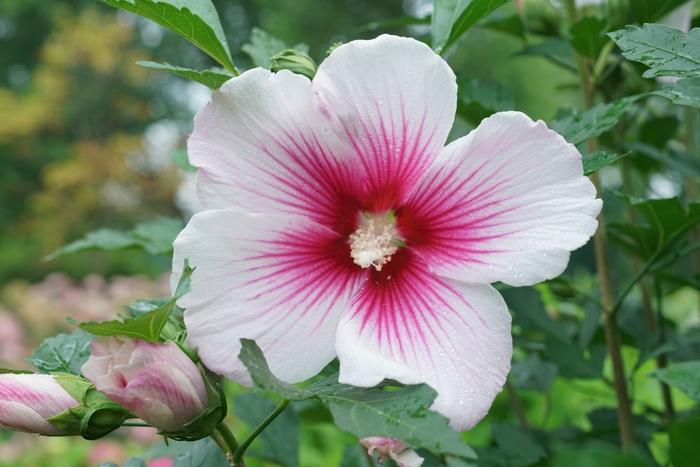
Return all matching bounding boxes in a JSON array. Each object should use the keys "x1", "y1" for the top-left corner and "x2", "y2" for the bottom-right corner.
[
  {"x1": 234, "y1": 394, "x2": 299, "y2": 467},
  {"x1": 609, "y1": 24, "x2": 700, "y2": 78},
  {"x1": 242, "y1": 28, "x2": 309, "y2": 68},
  {"x1": 609, "y1": 0, "x2": 691, "y2": 27},
  {"x1": 612, "y1": 198, "x2": 700, "y2": 260},
  {"x1": 340, "y1": 444, "x2": 372, "y2": 467},
  {"x1": 583, "y1": 150, "x2": 629, "y2": 175},
  {"x1": 174, "y1": 437, "x2": 229, "y2": 467},
  {"x1": 509, "y1": 354, "x2": 557, "y2": 391},
  {"x1": 476, "y1": 423, "x2": 546, "y2": 467},
  {"x1": 431, "y1": 0, "x2": 509, "y2": 54},
  {"x1": 570, "y1": 16, "x2": 608, "y2": 59},
  {"x1": 172, "y1": 149, "x2": 197, "y2": 173},
  {"x1": 551, "y1": 95, "x2": 641, "y2": 145},
  {"x1": 654, "y1": 77, "x2": 700, "y2": 108},
  {"x1": 652, "y1": 360, "x2": 700, "y2": 401},
  {"x1": 238, "y1": 339, "x2": 476, "y2": 458},
  {"x1": 27, "y1": 330, "x2": 93, "y2": 375},
  {"x1": 548, "y1": 440, "x2": 654, "y2": 467},
  {"x1": 669, "y1": 414, "x2": 700, "y2": 467},
  {"x1": 103, "y1": 0, "x2": 235, "y2": 72},
  {"x1": 80, "y1": 262, "x2": 193, "y2": 342},
  {"x1": 457, "y1": 75, "x2": 514, "y2": 124},
  {"x1": 137, "y1": 61, "x2": 231, "y2": 88},
  {"x1": 322, "y1": 385, "x2": 476, "y2": 459},
  {"x1": 516, "y1": 39, "x2": 577, "y2": 73},
  {"x1": 46, "y1": 217, "x2": 183, "y2": 260}
]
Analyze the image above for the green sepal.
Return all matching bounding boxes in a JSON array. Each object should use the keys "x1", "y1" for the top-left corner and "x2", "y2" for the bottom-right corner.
[
  {"x1": 270, "y1": 49, "x2": 317, "y2": 79},
  {"x1": 159, "y1": 366, "x2": 226, "y2": 441},
  {"x1": 48, "y1": 374, "x2": 130, "y2": 439}
]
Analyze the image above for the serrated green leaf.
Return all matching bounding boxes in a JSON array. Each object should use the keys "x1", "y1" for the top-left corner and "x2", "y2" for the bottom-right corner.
[
  {"x1": 27, "y1": 330, "x2": 93, "y2": 375},
  {"x1": 234, "y1": 394, "x2": 299, "y2": 467},
  {"x1": 103, "y1": 0, "x2": 235, "y2": 72},
  {"x1": 583, "y1": 150, "x2": 628, "y2": 175},
  {"x1": 80, "y1": 262, "x2": 193, "y2": 342},
  {"x1": 653, "y1": 360, "x2": 700, "y2": 401},
  {"x1": 137, "y1": 61, "x2": 231, "y2": 88},
  {"x1": 609, "y1": 24, "x2": 700, "y2": 78},
  {"x1": 46, "y1": 217, "x2": 183, "y2": 260},
  {"x1": 431, "y1": 0, "x2": 509, "y2": 54},
  {"x1": 570, "y1": 16, "x2": 608, "y2": 59},
  {"x1": 654, "y1": 77, "x2": 700, "y2": 108},
  {"x1": 322, "y1": 385, "x2": 477, "y2": 459},
  {"x1": 551, "y1": 95, "x2": 641, "y2": 145},
  {"x1": 238, "y1": 339, "x2": 476, "y2": 458}
]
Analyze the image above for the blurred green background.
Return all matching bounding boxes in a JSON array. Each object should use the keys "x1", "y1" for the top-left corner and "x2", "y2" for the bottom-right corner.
[{"x1": 2, "y1": 0, "x2": 697, "y2": 466}]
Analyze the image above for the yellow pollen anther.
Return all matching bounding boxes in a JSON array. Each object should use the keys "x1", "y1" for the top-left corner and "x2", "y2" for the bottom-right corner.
[{"x1": 349, "y1": 214, "x2": 400, "y2": 271}]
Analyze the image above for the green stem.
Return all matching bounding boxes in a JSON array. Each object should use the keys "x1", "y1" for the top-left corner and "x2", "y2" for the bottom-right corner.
[
  {"x1": 232, "y1": 399, "x2": 290, "y2": 466},
  {"x1": 214, "y1": 422, "x2": 241, "y2": 466},
  {"x1": 563, "y1": 0, "x2": 635, "y2": 449}
]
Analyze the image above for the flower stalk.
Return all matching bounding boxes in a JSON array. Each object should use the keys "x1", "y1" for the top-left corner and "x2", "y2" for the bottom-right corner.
[
  {"x1": 563, "y1": 0, "x2": 635, "y2": 449},
  {"x1": 232, "y1": 399, "x2": 290, "y2": 466}
]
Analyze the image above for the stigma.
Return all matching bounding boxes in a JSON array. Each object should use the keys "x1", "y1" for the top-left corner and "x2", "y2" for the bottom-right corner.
[{"x1": 349, "y1": 212, "x2": 401, "y2": 271}]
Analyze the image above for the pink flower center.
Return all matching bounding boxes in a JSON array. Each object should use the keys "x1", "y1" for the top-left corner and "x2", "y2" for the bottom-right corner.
[{"x1": 348, "y1": 211, "x2": 402, "y2": 271}]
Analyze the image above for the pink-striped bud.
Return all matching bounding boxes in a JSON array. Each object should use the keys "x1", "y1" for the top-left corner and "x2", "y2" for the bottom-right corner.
[
  {"x1": 360, "y1": 437, "x2": 424, "y2": 467},
  {"x1": 82, "y1": 337, "x2": 208, "y2": 433},
  {"x1": 0, "y1": 373, "x2": 78, "y2": 434}
]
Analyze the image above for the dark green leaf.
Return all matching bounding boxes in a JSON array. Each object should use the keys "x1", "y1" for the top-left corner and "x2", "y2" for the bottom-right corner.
[
  {"x1": 340, "y1": 444, "x2": 372, "y2": 467},
  {"x1": 27, "y1": 330, "x2": 93, "y2": 375},
  {"x1": 80, "y1": 262, "x2": 193, "y2": 342},
  {"x1": 431, "y1": 0, "x2": 509, "y2": 54},
  {"x1": 570, "y1": 16, "x2": 608, "y2": 59},
  {"x1": 234, "y1": 394, "x2": 299, "y2": 467},
  {"x1": 669, "y1": 414, "x2": 700, "y2": 467},
  {"x1": 174, "y1": 437, "x2": 229, "y2": 467},
  {"x1": 548, "y1": 440, "x2": 654, "y2": 467},
  {"x1": 238, "y1": 339, "x2": 476, "y2": 458},
  {"x1": 609, "y1": 0, "x2": 691, "y2": 27},
  {"x1": 137, "y1": 61, "x2": 231, "y2": 88},
  {"x1": 551, "y1": 95, "x2": 641, "y2": 145},
  {"x1": 321, "y1": 385, "x2": 476, "y2": 459},
  {"x1": 46, "y1": 217, "x2": 183, "y2": 260},
  {"x1": 476, "y1": 423, "x2": 546, "y2": 467},
  {"x1": 652, "y1": 360, "x2": 700, "y2": 401},
  {"x1": 510, "y1": 354, "x2": 557, "y2": 391},
  {"x1": 457, "y1": 75, "x2": 514, "y2": 124},
  {"x1": 609, "y1": 24, "x2": 700, "y2": 78},
  {"x1": 583, "y1": 150, "x2": 628, "y2": 175},
  {"x1": 654, "y1": 77, "x2": 700, "y2": 108},
  {"x1": 516, "y1": 39, "x2": 577, "y2": 73},
  {"x1": 103, "y1": 0, "x2": 235, "y2": 71}
]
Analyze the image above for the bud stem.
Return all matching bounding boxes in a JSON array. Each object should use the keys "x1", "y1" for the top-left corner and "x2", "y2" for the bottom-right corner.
[
  {"x1": 214, "y1": 422, "x2": 241, "y2": 466},
  {"x1": 232, "y1": 399, "x2": 290, "y2": 466}
]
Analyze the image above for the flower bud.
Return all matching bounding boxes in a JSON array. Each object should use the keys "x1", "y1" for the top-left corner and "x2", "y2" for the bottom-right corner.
[
  {"x1": 270, "y1": 49, "x2": 317, "y2": 79},
  {"x1": 81, "y1": 337, "x2": 218, "y2": 436},
  {"x1": 360, "y1": 437, "x2": 424, "y2": 467},
  {"x1": 0, "y1": 373, "x2": 78, "y2": 434}
]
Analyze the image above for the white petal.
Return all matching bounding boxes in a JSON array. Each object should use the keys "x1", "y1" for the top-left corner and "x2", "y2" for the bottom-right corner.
[
  {"x1": 313, "y1": 35, "x2": 457, "y2": 199},
  {"x1": 190, "y1": 68, "x2": 359, "y2": 227},
  {"x1": 336, "y1": 253, "x2": 512, "y2": 431},
  {"x1": 402, "y1": 111, "x2": 601, "y2": 287},
  {"x1": 173, "y1": 209, "x2": 363, "y2": 385}
]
